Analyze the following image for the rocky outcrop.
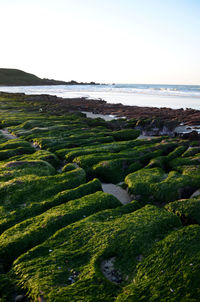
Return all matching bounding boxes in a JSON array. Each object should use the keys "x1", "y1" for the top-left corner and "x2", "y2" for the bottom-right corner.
[{"x1": 1, "y1": 92, "x2": 200, "y2": 134}]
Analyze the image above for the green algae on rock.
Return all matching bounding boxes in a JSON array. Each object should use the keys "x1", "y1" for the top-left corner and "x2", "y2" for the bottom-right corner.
[
  {"x1": 1, "y1": 92, "x2": 200, "y2": 301},
  {"x1": 116, "y1": 225, "x2": 200, "y2": 302},
  {"x1": 12, "y1": 205, "x2": 180, "y2": 302},
  {"x1": 165, "y1": 197, "x2": 200, "y2": 225},
  {"x1": 0, "y1": 191, "x2": 121, "y2": 268}
]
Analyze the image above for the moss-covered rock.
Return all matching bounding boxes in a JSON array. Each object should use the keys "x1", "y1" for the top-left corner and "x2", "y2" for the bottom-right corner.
[
  {"x1": 125, "y1": 167, "x2": 166, "y2": 202},
  {"x1": 182, "y1": 146, "x2": 200, "y2": 157},
  {"x1": 8, "y1": 149, "x2": 60, "y2": 168},
  {"x1": 167, "y1": 145, "x2": 187, "y2": 160},
  {"x1": 116, "y1": 225, "x2": 200, "y2": 301},
  {"x1": 92, "y1": 158, "x2": 135, "y2": 183},
  {"x1": 169, "y1": 155, "x2": 200, "y2": 170},
  {"x1": 0, "y1": 160, "x2": 56, "y2": 181},
  {"x1": 111, "y1": 129, "x2": 140, "y2": 141},
  {"x1": 0, "y1": 191, "x2": 121, "y2": 268},
  {"x1": 0, "y1": 168, "x2": 86, "y2": 234},
  {"x1": 61, "y1": 163, "x2": 77, "y2": 172},
  {"x1": 0, "y1": 178, "x2": 102, "y2": 235},
  {"x1": 126, "y1": 162, "x2": 200, "y2": 204},
  {"x1": 11, "y1": 205, "x2": 180, "y2": 302},
  {"x1": 165, "y1": 197, "x2": 200, "y2": 225},
  {"x1": 0, "y1": 146, "x2": 35, "y2": 161},
  {"x1": 0, "y1": 139, "x2": 32, "y2": 151},
  {"x1": 146, "y1": 156, "x2": 167, "y2": 169}
]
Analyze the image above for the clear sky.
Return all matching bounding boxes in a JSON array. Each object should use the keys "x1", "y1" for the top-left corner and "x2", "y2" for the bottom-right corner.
[{"x1": 0, "y1": 0, "x2": 200, "y2": 84}]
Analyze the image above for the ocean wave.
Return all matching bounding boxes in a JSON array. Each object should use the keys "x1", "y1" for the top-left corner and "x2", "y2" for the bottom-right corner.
[{"x1": 0, "y1": 84, "x2": 200, "y2": 98}]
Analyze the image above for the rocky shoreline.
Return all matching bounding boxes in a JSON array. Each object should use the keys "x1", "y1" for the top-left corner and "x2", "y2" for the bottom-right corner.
[
  {"x1": 1, "y1": 91, "x2": 200, "y2": 301},
  {"x1": 4, "y1": 91, "x2": 199, "y2": 125},
  {"x1": 1, "y1": 91, "x2": 200, "y2": 138}
]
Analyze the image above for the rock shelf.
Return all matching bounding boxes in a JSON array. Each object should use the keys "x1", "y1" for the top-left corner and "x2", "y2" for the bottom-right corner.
[{"x1": 0, "y1": 92, "x2": 200, "y2": 301}]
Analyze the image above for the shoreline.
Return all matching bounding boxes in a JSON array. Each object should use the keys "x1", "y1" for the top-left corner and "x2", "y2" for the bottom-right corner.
[
  {"x1": 0, "y1": 91, "x2": 200, "y2": 136},
  {"x1": 1, "y1": 90, "x2": 200, "y2": 127},
  {"x1": 0, "y1": 83, "x2": 200, "y2": 111}
]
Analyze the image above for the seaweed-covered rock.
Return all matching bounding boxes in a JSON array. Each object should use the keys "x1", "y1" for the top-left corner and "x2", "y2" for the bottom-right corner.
[
  {"x1": 0, "y1": 146, "x2": 35, "y2": 161},
  {"x1": 167, "y1": 145, "x2": 187, "y2": 160},
  {"x1": 111, "y1": 129, "x2": 140, "y2": 141},
  {"x1": 0, "y1": 168, "x2": 86, "y2": 234},
  {"x1": 146, "y1": 156, "x2": 167, "y2": 169},
  {"x1": 116, "y1": 225, "x2": 200, "y2": 301},
  {"x1": 182, "y1": 146, "x2": 200, "y2": 157},
  {"x1": 92, "y1": 158, "x2": 135, "y2": 183},
  {"x1": 125, "y1": 167, "x2": 166, "y2": 201},
  {"x1": 8, "y1": 149, "x2": 60, "y2": 168},
  {"x1": 11, "y1": 205, "x2": 180, "y2": 302},
  {"x1": 169, "y1": 155, "x2": 200, "y2": 170},
  {"x1": 0, "y1": 191, "x2": 121, "y2": 267},
  {"x1": 165, "y1": 197, "x2": 200, "y2": 225},
  {"x1": 0, "y1": 160, "x2": 56, "y2": 181},
  {"x1": 61, "y1": 163, "x2": 77, "y2": 172},
  {"x1": 125, "y1": 167, "x2": 200, "y2": 204},
  {"x1": 0, "y1": 178, "x2": 102, "y2": 236}
]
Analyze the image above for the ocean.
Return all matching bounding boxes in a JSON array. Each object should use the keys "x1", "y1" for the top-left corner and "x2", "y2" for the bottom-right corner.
[{"x1": 0, "y1": 83, "x2": 200, "y2": 110}]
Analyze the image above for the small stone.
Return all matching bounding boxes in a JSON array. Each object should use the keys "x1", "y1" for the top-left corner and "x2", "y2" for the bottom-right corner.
[
  {"x1": 15, "y1": 295, "x2": 25, "y2": 302},
  {"x1": 136, "y1": 255, "x2": 143, "y2": 261}
]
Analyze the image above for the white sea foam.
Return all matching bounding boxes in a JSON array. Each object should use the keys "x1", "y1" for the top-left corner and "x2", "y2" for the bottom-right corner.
[{"x1": 0, "y1": 84, "x2": 200, "y2": 109}]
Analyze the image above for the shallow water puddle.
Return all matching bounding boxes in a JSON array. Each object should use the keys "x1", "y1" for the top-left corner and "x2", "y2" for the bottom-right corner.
[{"x1": 101, "y1": 183, "x2": 131, "y2": 205}]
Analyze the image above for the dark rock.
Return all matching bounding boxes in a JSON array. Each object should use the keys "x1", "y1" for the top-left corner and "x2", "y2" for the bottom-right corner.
[
  {"x1": 181, "y1": 131, "x2": 199, "y2": 140},
  {"x1": 15, "y1": 295, "x2": 25, "y2": 302}
]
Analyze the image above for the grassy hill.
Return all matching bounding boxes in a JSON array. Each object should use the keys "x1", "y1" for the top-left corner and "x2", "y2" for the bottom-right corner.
[{"x1": 0, "y1": 68, "x2": 79, "y2": 86}]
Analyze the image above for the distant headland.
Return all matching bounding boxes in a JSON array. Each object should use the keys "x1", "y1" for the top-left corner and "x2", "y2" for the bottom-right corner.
[{"x1": 0, "y1": 68, "x2": 100, "y2": 86}]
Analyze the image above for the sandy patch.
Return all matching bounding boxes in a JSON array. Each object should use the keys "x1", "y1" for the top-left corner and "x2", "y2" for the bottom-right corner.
[
  {"x1": 101, "y1": 183, "x2": 131, "y2": 205},
  {"x1": 82, "y1": 111, "x2": 117, "y2": 121}
]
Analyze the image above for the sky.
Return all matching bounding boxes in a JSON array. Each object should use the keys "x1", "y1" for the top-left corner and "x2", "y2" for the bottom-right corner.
[{"x1": 0, "y1": 0, "x2": 200, "y2": 84}]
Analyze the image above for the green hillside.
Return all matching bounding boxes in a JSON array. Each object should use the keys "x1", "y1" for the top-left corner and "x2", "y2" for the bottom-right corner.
[{"x1": 0, "y1": 68, "x2": 70, "y2": 86}]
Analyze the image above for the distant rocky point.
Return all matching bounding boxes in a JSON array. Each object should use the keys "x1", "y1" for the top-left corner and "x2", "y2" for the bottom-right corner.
[{"x1": 0, "y1": 68, "x2": 100, "y2": 86}]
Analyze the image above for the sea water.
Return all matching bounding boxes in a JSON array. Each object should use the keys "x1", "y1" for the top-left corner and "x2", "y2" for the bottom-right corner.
[{"x1": 0, "y1": 83, "x2": 200, "y2": 110}]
